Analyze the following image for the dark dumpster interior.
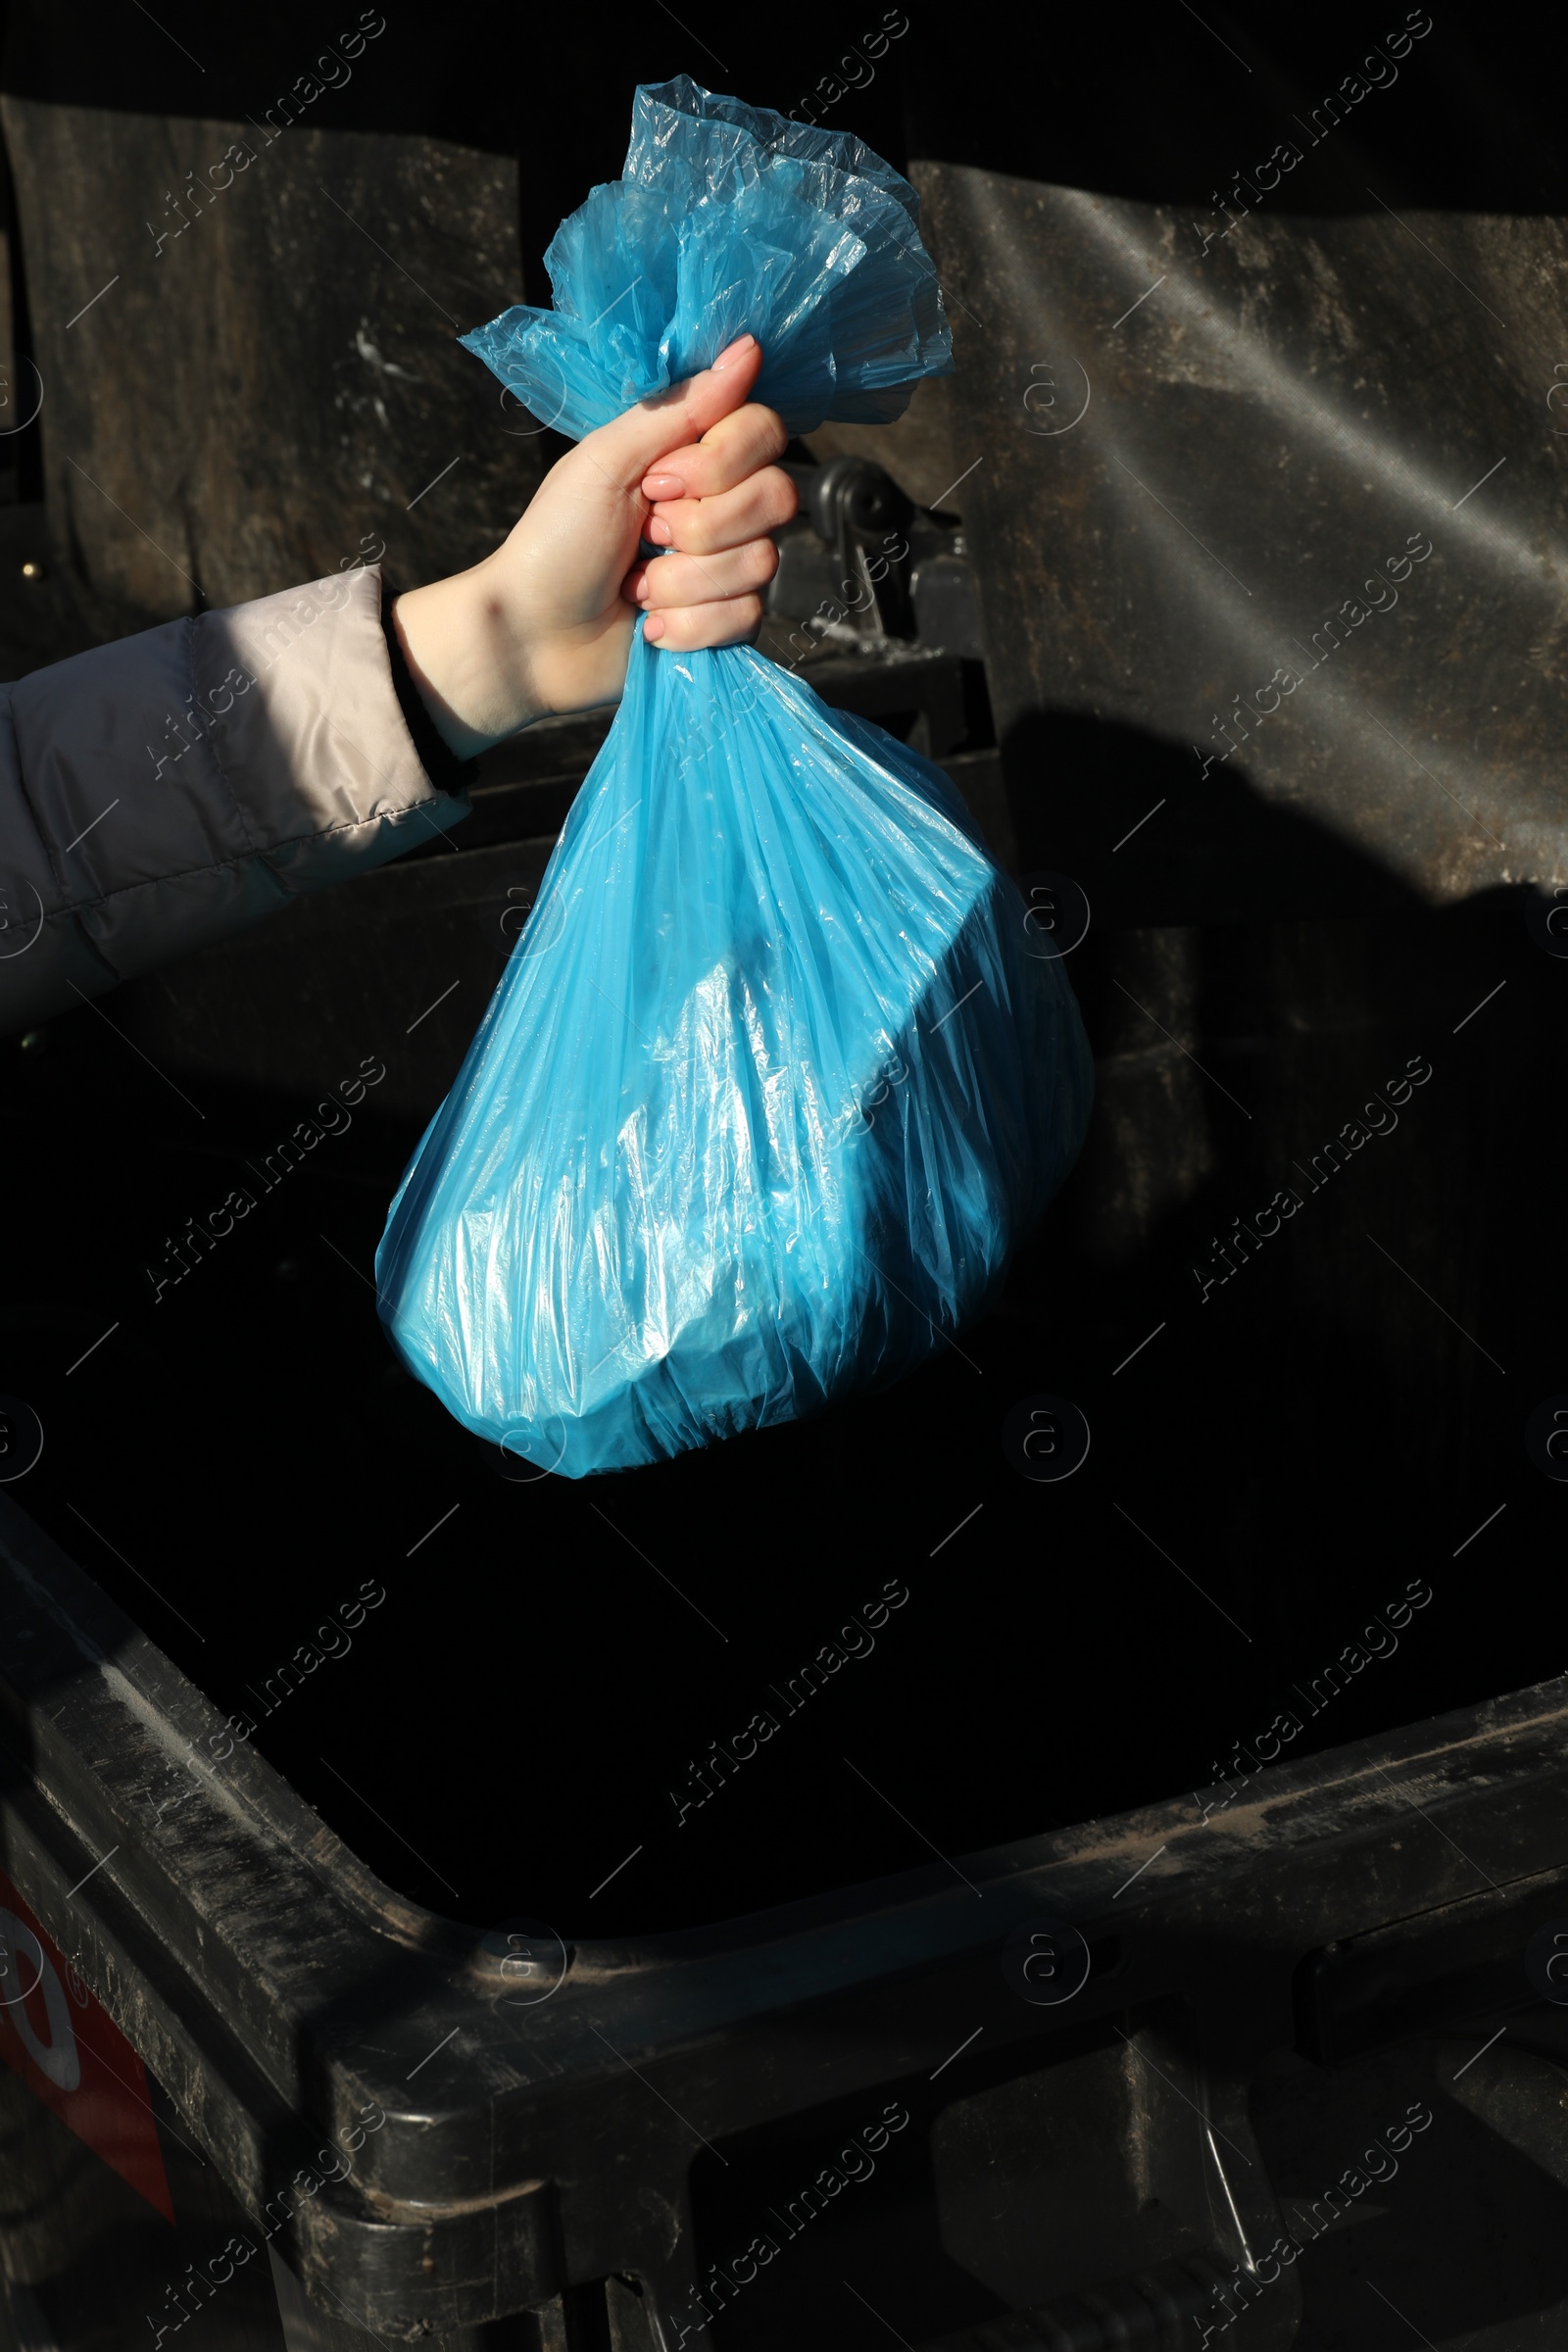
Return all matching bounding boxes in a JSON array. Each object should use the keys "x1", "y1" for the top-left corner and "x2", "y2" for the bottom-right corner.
[
  {"x1": 1, "y1": 6, "x2": 1564, "y2": 1948},
  {"x1": 4, "y1": 879, "x2": 1558, "y2": 1941}
]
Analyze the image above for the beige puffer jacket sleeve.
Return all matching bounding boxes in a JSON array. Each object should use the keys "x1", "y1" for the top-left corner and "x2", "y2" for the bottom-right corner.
[{"x1": 0, "y1": 564, "x2": 469, "y2": 1035}]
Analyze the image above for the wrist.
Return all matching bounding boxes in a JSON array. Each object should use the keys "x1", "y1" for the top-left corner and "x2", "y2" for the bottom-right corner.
[{"x1": 390, "y1": 561, "x2": 544, "y2": 759}]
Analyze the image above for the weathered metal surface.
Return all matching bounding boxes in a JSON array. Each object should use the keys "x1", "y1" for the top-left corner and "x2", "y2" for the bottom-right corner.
[
  {"x1": 916, "y1": 165, "x2": 1568, "y2": 922},
  {"x1": 0, "y1": 100, "x2": 540, "y2": 627},
  {"x1": 804, "y1": 372, "x2": 966, "y2": 515}
]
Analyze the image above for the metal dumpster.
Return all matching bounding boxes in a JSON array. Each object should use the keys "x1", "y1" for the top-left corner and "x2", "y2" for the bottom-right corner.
[{"x1": 2, "y1": 10, "x2": 1566, "y2": 2348}]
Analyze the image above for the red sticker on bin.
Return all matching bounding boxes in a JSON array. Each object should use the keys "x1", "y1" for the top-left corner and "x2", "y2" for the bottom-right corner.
[{"x1": 0, "y1": 1865, "x2": 174, "y2": 2221}]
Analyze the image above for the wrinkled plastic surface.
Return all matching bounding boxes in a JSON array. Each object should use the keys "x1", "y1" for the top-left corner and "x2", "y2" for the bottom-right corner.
[
  {"x1": 376, "y1": 81, "x2": 1094, "y2": 1477},
  {"x1": 459, "y1": 75, "x2": 953, "y2": 437}
]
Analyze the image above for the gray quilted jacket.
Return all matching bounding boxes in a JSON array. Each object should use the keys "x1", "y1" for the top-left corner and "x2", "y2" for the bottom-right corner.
[{"x1": 0, "y1": 564, "x2": 470, "y2": 1035}]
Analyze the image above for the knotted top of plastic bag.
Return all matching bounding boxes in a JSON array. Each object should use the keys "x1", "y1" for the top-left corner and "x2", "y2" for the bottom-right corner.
[{"x1": 461, "y1": 75, "x2": 954, "y2": 439}]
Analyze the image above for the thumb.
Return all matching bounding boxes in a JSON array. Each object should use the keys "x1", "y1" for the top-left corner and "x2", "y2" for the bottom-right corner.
[{"x1": 589, "y1": 335, "x2": 763, "y2": 489}]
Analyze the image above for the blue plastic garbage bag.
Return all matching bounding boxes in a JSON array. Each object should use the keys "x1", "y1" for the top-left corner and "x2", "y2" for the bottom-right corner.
[{"x1": 375, "y1": 78, "x2": 1095, "y2": 1478}]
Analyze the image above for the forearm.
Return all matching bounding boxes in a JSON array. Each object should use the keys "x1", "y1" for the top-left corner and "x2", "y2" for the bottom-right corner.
[
  {"x1": 0, "y1": 565, "x2": 470, "y2": 1036},
  {"x1": 390, "y1": 552, "x2": 550, "y2": 760}
]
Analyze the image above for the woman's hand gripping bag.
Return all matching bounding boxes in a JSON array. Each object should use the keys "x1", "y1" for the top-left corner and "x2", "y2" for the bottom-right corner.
[{"x1": 375, "y1": 77, "x2": 1095, "y2": 1478}]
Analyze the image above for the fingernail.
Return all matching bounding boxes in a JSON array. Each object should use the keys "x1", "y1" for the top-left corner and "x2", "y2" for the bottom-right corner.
[
  {"x1": 633, "y1": 572, "x2": 652, "y2": 601},
  {"x1": 710, "y1": 332, "x2": 757, "y2": 371},
  {"x1": 647, "y1": 516, "x2": 672, "y2": 545},
  {"x1": 644, "y1": 614, "x2": 665, "y2": 642},
  {"x1": 643, "y1": 471, "x2": 685, "y2": 498}
]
